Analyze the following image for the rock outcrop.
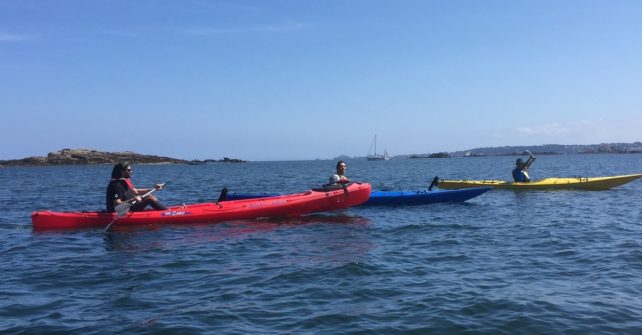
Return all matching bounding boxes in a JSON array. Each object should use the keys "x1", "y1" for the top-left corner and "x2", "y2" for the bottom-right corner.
[
  {"x1": 187, "y1": 157, "x2": 247, "y2": 165},
  {"x1": 0, "y1": 149, "x2": 188, "y2": 167}
]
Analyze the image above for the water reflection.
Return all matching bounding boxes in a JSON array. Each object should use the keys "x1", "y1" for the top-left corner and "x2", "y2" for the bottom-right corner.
[{"x1": 102, "y1": 214, "x2": 372, "y2": 254}]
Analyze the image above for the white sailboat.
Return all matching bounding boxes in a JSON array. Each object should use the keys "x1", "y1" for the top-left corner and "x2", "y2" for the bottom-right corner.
[{"x1": 366, "y1": 135, "x2": 391, "y2": 161}]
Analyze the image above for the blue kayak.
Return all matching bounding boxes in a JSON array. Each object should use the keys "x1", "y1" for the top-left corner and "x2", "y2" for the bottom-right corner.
[{"x1": 225, "y1": 187, "x2": 491, "y2": 206}]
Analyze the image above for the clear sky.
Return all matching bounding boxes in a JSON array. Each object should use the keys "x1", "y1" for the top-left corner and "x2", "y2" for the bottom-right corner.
[{"x1": 2, "y1": 0, "x2": 641, "y2": 161}]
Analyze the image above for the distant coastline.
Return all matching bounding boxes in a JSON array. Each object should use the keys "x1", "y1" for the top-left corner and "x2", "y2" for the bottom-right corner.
[
  {"x1": 447, "y1": 142, "x2": 642, "y2": 158},
  {"x1": 335, "y1": 141, "x2": 642, "y2": 160},
  {"x1": 2, "y1": 142, "x2": 641, "y2": 167},
  {"x1": 0, "y1": 149, "x2": 247, "y2": 167}
]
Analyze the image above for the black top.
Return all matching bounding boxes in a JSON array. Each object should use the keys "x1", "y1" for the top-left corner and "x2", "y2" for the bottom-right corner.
[{"x1": 105, "y1": 179, "x2": 136, "y2": 212}]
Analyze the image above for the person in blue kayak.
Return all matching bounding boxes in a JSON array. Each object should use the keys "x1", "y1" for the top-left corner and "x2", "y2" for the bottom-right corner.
[
  {"x1": 512, "y1": 150, "x2": 536, "y2": 182},
  {"x1": 328, "y1": 160, "x2": 350, "y2": 185},
  {"x1": 105, "y1": 161, "x2": 167, "y2": 212}
]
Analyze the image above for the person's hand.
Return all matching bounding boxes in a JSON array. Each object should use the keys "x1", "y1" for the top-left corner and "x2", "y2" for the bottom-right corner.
[
  {"x1": 155, "y1": 183, "x2": 163, "y2": 190},
  {"x1": 135, "y1": 195, "x2": 143, "y2": 203},
  {"x1": 338, "y1": 179, "x2": 350, "y2": 185}
]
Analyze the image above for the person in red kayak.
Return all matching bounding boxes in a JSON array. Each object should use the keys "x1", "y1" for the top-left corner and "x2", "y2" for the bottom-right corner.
[
  {"x1": 512, "y1": 150, "x2": 536, "y2": 182},
  {"x1": 105, "y1": 161, "x2": 167, "y2": 212},
  {"x1": 328, "y1": 160, "x2": 350, "y2": 185}
]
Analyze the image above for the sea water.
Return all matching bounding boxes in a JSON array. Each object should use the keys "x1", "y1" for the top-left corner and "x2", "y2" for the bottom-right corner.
[{"x1": 1, "y1": 154, "x2": 642, "y2": 334}]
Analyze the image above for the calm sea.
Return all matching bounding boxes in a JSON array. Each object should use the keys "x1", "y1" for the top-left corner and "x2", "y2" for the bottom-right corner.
[{"x1": 1, "y1": 154, "x2": 642, "y2": 334}]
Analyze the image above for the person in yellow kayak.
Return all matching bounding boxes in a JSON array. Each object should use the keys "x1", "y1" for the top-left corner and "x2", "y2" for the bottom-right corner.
[
  {"x1": 106, "y1": 161, "x2": 167, "y2": 212},
  {"x1": 328, "y1": 160, "x2": 350, "y2": 185},
  {"x1": 512, "y1": 151, "x2": 536, "y2": 182}
]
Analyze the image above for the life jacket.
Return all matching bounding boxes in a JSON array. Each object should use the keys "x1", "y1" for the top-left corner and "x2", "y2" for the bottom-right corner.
[
  {"x1": 110, "y1": 178, "x2": 137, "y2": 199},
  {"x1": 106, "y1": 179, "x2": 137, "y2": 211},
  {"x1": 328, "y1": 173, "x2": 348, "y2": 185},
  {"x1": 512, "y1": 168, "x2": 530, "y2": 182},
  {"x1": 124, "y1": 178, "x2": 135, "y2": 190}
]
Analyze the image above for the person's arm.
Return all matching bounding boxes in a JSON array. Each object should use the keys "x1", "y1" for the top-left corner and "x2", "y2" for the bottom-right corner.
[
  {"x1": 112, "y1": 184, "x2": 142, "y2": 208},
  {"x1": 134, "y1": 183, "x2": 164, "y2": 195},
  {"x1": 524, "y1": 150, "x2": 536, "y2": 169},
  {"x1": 338, "y1": 175, "x2": 350, "y2": 184},
  {"x1": 114, "y1": 196, "x2": 140, "y2": 208}
]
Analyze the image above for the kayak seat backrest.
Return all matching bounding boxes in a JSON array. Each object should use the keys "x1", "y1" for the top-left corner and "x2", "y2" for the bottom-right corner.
[{"x1": 312, "y1": 184, "x2": 347, "y2": 192}]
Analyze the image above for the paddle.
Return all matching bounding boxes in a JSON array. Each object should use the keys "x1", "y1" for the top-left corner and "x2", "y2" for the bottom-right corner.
[
  {"x1": 338, "y1": 179, "x2": 351, "y2": 196},
  {"x1": 105, "y1": 182, "x2": 167, "y2": 231},
  {"x1": 216, "y1": 187, "x2": 228, "y2": 206},
  {"x1": 428, "y1": 176, "x2": 439, "y2": 191},
  {"x1": 524, "y1": 150, "x2": 536, "y2": 168}
]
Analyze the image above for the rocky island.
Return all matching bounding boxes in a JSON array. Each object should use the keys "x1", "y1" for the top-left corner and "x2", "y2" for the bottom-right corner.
[
  {"x1": 188, "y1": 157, "x2": 247, "y2": 165},
  {"x1": 0, "y1": 149, "x2": 247, "y2": 167}
]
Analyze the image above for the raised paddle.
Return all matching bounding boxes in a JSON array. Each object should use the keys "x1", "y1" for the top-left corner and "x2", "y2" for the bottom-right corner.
[
  {"x1": 215, "y1": 187, "x2": 228, "y2": 206},
  {"x1": 428, "y1": 176, "x2": 439, "y2": 191},
  {"x1": 524, "y1": 150, "x2": 536, "y2": 168},
  {"x1": 105, "y1": 182, "x2": 167, "y2": 231}
]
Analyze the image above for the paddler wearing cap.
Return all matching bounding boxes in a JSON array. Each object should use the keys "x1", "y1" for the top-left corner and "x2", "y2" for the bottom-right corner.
[{"x1": 512, "y1": 150, "x2": 536, "y2": 182}]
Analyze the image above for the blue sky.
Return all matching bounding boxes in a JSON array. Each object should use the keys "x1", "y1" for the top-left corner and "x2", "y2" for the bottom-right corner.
[{"x1": 2, "y1": 1, "x2": 641, "y2": 161}]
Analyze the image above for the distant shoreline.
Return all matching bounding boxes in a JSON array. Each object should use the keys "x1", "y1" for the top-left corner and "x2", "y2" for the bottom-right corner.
[
  {"x1": 445, "y1": 142, "x2": 642, "y2": 158},
  {"x1": 2, "y1": 143, "x2": 641, "y2": 167},
  {"x1": 334, "y1": 142, "x2": 642, "y2": 160}
]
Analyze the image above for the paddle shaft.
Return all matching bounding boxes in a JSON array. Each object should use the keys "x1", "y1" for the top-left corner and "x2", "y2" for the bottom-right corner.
[
  {"x1": 115, "y1": 184, "x2": 163, "y2": 214},
  {"x1": 524, "y1": 150, "x2": 536, "y2": 169}
]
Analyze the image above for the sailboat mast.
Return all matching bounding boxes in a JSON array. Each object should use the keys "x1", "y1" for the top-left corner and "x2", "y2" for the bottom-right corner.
[{"x1": 374, "y1": 134, "x2": 377, "y2": 155}]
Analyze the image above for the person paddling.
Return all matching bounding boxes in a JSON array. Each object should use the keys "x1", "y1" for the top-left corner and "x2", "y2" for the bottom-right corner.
[
  {"x1": 328, "y1": 160, "x2": 350, "y2": 185},
  {"x1": 106, "y1": 161, "x2": 167, "y2": 212},
  {"x1": 512, "y1": 150, "x2": 536, "y2": 182}
]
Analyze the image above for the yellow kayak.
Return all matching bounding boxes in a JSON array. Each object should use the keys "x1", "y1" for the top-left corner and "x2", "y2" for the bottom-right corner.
[{"x1": 436, "y1": 174, "x2": 642, "y2": 191}]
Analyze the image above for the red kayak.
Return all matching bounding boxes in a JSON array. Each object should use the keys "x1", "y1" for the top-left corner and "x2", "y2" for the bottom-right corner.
[{"x1": 32, "y1": 183, "x2": 372, "y2": 230}]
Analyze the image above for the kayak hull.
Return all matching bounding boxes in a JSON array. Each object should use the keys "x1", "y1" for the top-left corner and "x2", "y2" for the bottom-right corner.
[
  {"x1": 367, "y1": 187, "x2": 491, "y2": 205},
  {"x1": 32, "y1": 183, "x2": 371, "y2": 230},
  {"x1": 227, "y1": 187, "x2": 491, "y2": 206},
  {"x1": 437, "y1": 174, "x2": 642, "y2": 191}
]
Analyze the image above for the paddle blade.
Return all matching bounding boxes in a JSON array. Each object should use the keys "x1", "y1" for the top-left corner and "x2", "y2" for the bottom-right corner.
[
  {"x1": 115, "y1": 202, "x2": 133, "y2": 217},
  {"x1": 428, "y1": 176, "x2": 439, "y2": 191},
  {"x1": 216, "y1": 188, "x2": 228, "y2": 204}
]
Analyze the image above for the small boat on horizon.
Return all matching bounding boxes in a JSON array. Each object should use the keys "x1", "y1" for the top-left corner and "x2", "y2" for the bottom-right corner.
[{"x1": 367, "y1": 135, "x2": 390, "y2": 161}]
